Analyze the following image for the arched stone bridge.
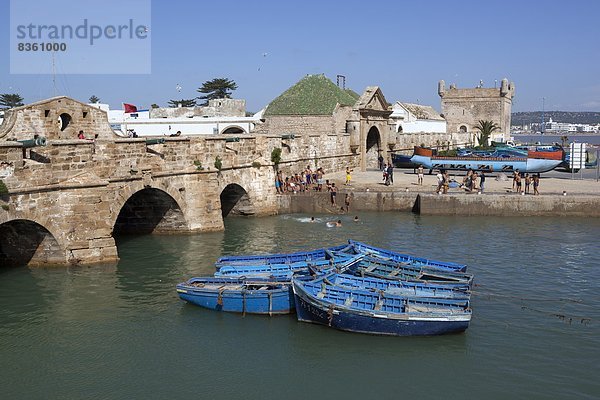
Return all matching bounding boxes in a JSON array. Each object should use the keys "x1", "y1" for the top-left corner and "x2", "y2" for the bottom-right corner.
[
  {"x1": 0, "y1": 93, "x2": 457, "y2": 266},
  {"x1": 0, "y1": 97, "x2": 368, "y2": 266}
]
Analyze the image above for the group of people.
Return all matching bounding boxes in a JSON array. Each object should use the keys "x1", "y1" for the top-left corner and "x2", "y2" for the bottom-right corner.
[
  {"x1": 462, "y1": 169, "x2": 486, "y2": 193},
  {"x1": 513, "y1": 170, "x2": 540, "y2": 195},
  {"x1": 434, "y1": 169, "x2": 487, "y2": 194},
  {"x1": 275, "y1": 166, "x2": 326, "y2": 194},
  {"x1": 382, "y1": 163, "x2": 394, "y2": 185}
]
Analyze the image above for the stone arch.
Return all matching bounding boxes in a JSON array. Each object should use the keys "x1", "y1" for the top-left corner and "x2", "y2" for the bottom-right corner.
[
  {"x1": 459, "y1": 125, "x2": 468, "y2": 133},
  {"x1": 59, "y1": 112, "x2": 72, "y2": 131},
  {"x1": 220, "y1": 125, "x2": 247, "y2": 134},
  {"x1": 0, "y1": 219, "x2": 64, "y2": 267},
  {"x1": 220, "y1": 183, "x2": 254, "y2": 218},
  {"x1": 112, "y1": 187, "x2": 187, "y2": 235},
  {"x1": 366, "y1": 126, "x2": 382, "y2": 168}
]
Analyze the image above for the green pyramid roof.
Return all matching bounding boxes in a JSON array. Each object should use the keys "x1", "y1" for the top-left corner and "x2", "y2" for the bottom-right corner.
[
  {"x1": 265, "y1": 74, "x2": 358, "y2": 116},
  {"x1": 345, "y1": 88, "x2": 360, "y2": 100}
]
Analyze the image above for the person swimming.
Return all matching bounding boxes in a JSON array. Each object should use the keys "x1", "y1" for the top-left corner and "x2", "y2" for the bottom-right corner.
[{"x1": 326, "y1": 219, "x2": 342, "y2": 227}]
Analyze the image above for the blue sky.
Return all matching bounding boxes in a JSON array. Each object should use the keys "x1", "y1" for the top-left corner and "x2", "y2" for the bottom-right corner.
[{"x1": 1, "y1": 0, "x2": 599, "y2": 113}]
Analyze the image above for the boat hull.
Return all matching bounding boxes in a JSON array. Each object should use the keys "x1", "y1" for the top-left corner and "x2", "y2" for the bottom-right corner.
[
  {"x1": 292, "y1": 278, "x2": 471, "y2": 336},
  {"x1": 348, "y1": 240, "x2": 467, "y2": 272},
  {"x1": 176, "y1": 279, "x2": 294, "y2": 315},
  {"x1": 410, "y1": 154, "x2": 562, "y2": 173},
  {"x1": 293, "y1": 288, "x2": 469, "y2": 336}
]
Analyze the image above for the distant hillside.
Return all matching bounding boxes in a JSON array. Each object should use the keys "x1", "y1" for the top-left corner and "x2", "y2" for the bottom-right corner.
[{"x1": 512, "y1": 111, "x2": 600, "y2": 126}]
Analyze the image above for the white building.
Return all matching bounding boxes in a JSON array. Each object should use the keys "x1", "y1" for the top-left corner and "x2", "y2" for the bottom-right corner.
[
  {"x1": 89, "y1": 102, "x2": 263, "y2": 137},
  {"x1": 390, "y1": 102, "x2": 446, "y2": 133}
]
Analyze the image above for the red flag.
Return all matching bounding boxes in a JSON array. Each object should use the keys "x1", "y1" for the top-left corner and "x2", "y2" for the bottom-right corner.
[{"x1": 123, "y1": 103, "x2": 138, "y2": 113}]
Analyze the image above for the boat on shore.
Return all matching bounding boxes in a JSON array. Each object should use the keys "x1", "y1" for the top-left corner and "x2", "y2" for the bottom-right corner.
[
  {"x1": 410, "y1": 145, "x2": 564, "y2": 173},
  {"x1": 292, "y1": 275, "x2": 471, "y2": 336},
  {"x1": 176, "y1": 276, "x2": 294, "y2": 315}
]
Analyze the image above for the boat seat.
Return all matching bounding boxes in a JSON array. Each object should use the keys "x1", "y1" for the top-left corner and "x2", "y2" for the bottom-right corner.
[{"x1": 365, "y1": 264, "x2": 377, "y2": 273}]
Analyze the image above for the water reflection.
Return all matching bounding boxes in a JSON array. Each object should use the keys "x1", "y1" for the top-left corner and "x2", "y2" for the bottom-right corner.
[{"x1": 0, "y1": 212, "x2": 599, "y2": 399}]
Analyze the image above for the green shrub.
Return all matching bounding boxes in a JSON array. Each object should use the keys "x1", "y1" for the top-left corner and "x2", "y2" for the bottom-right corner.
[
  {"x1": 1, "y1": 204, "x2": 8, "y2": 211},
  {"x1": 0, "y1": 180, "x2": 8, "y2": 195},
  {"x1": 193, "y1": 160, "x2": 204, "y2": 170},
  {"x1": 271, "y1": 148, "x2": 282, "y2": 165},
  {"x1": 252, "y1": 161, "x2": 262, "y2": 168},
  {"x1": 214, "y1": 156, "x2": 223, "y2": 171}
]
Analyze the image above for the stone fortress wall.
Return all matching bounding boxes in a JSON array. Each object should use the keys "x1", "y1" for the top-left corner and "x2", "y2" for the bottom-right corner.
[{"x1": 439, "y1": 79, "x2": 515, "y2": 143}]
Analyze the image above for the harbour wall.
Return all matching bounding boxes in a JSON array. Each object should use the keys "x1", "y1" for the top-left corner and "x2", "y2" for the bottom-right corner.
[{"x1": 277, "y1": 191, "x2": 600, "y2": 217}]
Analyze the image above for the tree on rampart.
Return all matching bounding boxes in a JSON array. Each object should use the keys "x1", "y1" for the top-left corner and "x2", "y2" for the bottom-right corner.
[
  {"x1": 168, "y1": 99, "x2": 197, "y2": 108},
  {"x1": 0, "y1": 93, "x2": 24, "y2": 109},
  {"x1": 197, "y1": 78, "x2": 238, "y2": 106}
]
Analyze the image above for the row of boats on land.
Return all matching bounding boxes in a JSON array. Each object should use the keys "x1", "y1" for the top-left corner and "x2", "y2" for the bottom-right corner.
[{"x1": 176, "y1": 240, "x2": 474, "y2": 336}]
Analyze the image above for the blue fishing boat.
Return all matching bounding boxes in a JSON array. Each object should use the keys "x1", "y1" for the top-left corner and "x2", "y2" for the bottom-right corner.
[
  {"x1": 346, "y1": 240, "x2": 467, "y2": 272},
  {"x1": 176, "y1": 276, "x2": 294, "y2": 315},
  {"x1": 410, "y1": 145, "x2": 564, "y2": 173},
  {"x1": 215, "y1": 244, "x2": 350, "y2": 267},
  {"x1": 215, "y1": 253, "x2": 362, "y2": 279},
  {"x1": 322, "y1": 272, "x2": 471, "y2": 299},
  {"x1": 292, "y1": 276, "x2": 471, "y2": 336},
  {"x1": 346, "y1": 256, "x2": 474, "y2": 286}
]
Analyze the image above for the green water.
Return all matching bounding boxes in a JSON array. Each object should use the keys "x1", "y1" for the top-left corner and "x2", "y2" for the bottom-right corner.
[{"x1": 1, "y1": 212, "x2": 599, "y2": 399}]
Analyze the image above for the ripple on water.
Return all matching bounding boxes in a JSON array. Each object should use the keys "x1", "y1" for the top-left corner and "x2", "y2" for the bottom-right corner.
[{"x1": 1, "y1": 212, "x2": 599, "y2": 399}]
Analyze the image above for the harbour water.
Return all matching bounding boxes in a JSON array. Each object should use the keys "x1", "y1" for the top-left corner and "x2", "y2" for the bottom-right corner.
[
  {"x1": 513, "y1": 133, "x2": 600, "y2": 146},
  {"x1": 1, "y1": 212, "x2": 599, "y2": 399}
]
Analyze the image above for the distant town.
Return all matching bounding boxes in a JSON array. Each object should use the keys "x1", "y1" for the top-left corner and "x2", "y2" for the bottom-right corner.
[{"x1": 511, "y1": 111, "x2": 600, "y2": 134}]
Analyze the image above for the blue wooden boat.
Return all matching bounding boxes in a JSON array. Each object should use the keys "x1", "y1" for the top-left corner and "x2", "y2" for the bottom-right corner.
[
  {"x1": 176, "y1": 276, "x2": 294, "y2": 315},
  {"x1": 346, "y1": 256, "x2": 474, "y2": 286},
  {"x1": 346, "y1": 240, "x2": 467, "y2": 272},
  {"x1": 410, "y1": 145, "x2": 564, "y2": 173},
  {"x1": 322, "y1": 272, "x2": 471, "y2": 299},
  {"x1": 214, "y1": 253, "x2": 362, "y2": 279},
  {"x1": 292, "y1": 276, "x2": 471, "y2": 336},
  {"x1": 215, "y1": 244, "x2": 350, "y2": 267}
]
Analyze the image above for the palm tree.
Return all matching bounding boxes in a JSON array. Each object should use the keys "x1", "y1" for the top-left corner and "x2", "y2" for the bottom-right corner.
[
  {"x1": 475, "y1": 120, "x2": 500, "y2": 147},
  {"x1": 560, "y1": 135, "x2": 569, "y2": 148}
]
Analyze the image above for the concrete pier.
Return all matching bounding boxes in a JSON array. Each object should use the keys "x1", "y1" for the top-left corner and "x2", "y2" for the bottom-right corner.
[{"x1": 276, "y1": 169, "x2": 600, "y2": 217}]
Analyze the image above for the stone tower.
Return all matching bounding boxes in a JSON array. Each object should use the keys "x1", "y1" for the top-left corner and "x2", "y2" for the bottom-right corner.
[{"x1": 438, "y1": 79, "x2": 515, "y2": 142}]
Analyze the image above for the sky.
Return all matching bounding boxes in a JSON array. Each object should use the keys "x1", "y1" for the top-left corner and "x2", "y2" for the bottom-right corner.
[{"x1": 1, "y1": 0, "x2": 599, "y2": 113}]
